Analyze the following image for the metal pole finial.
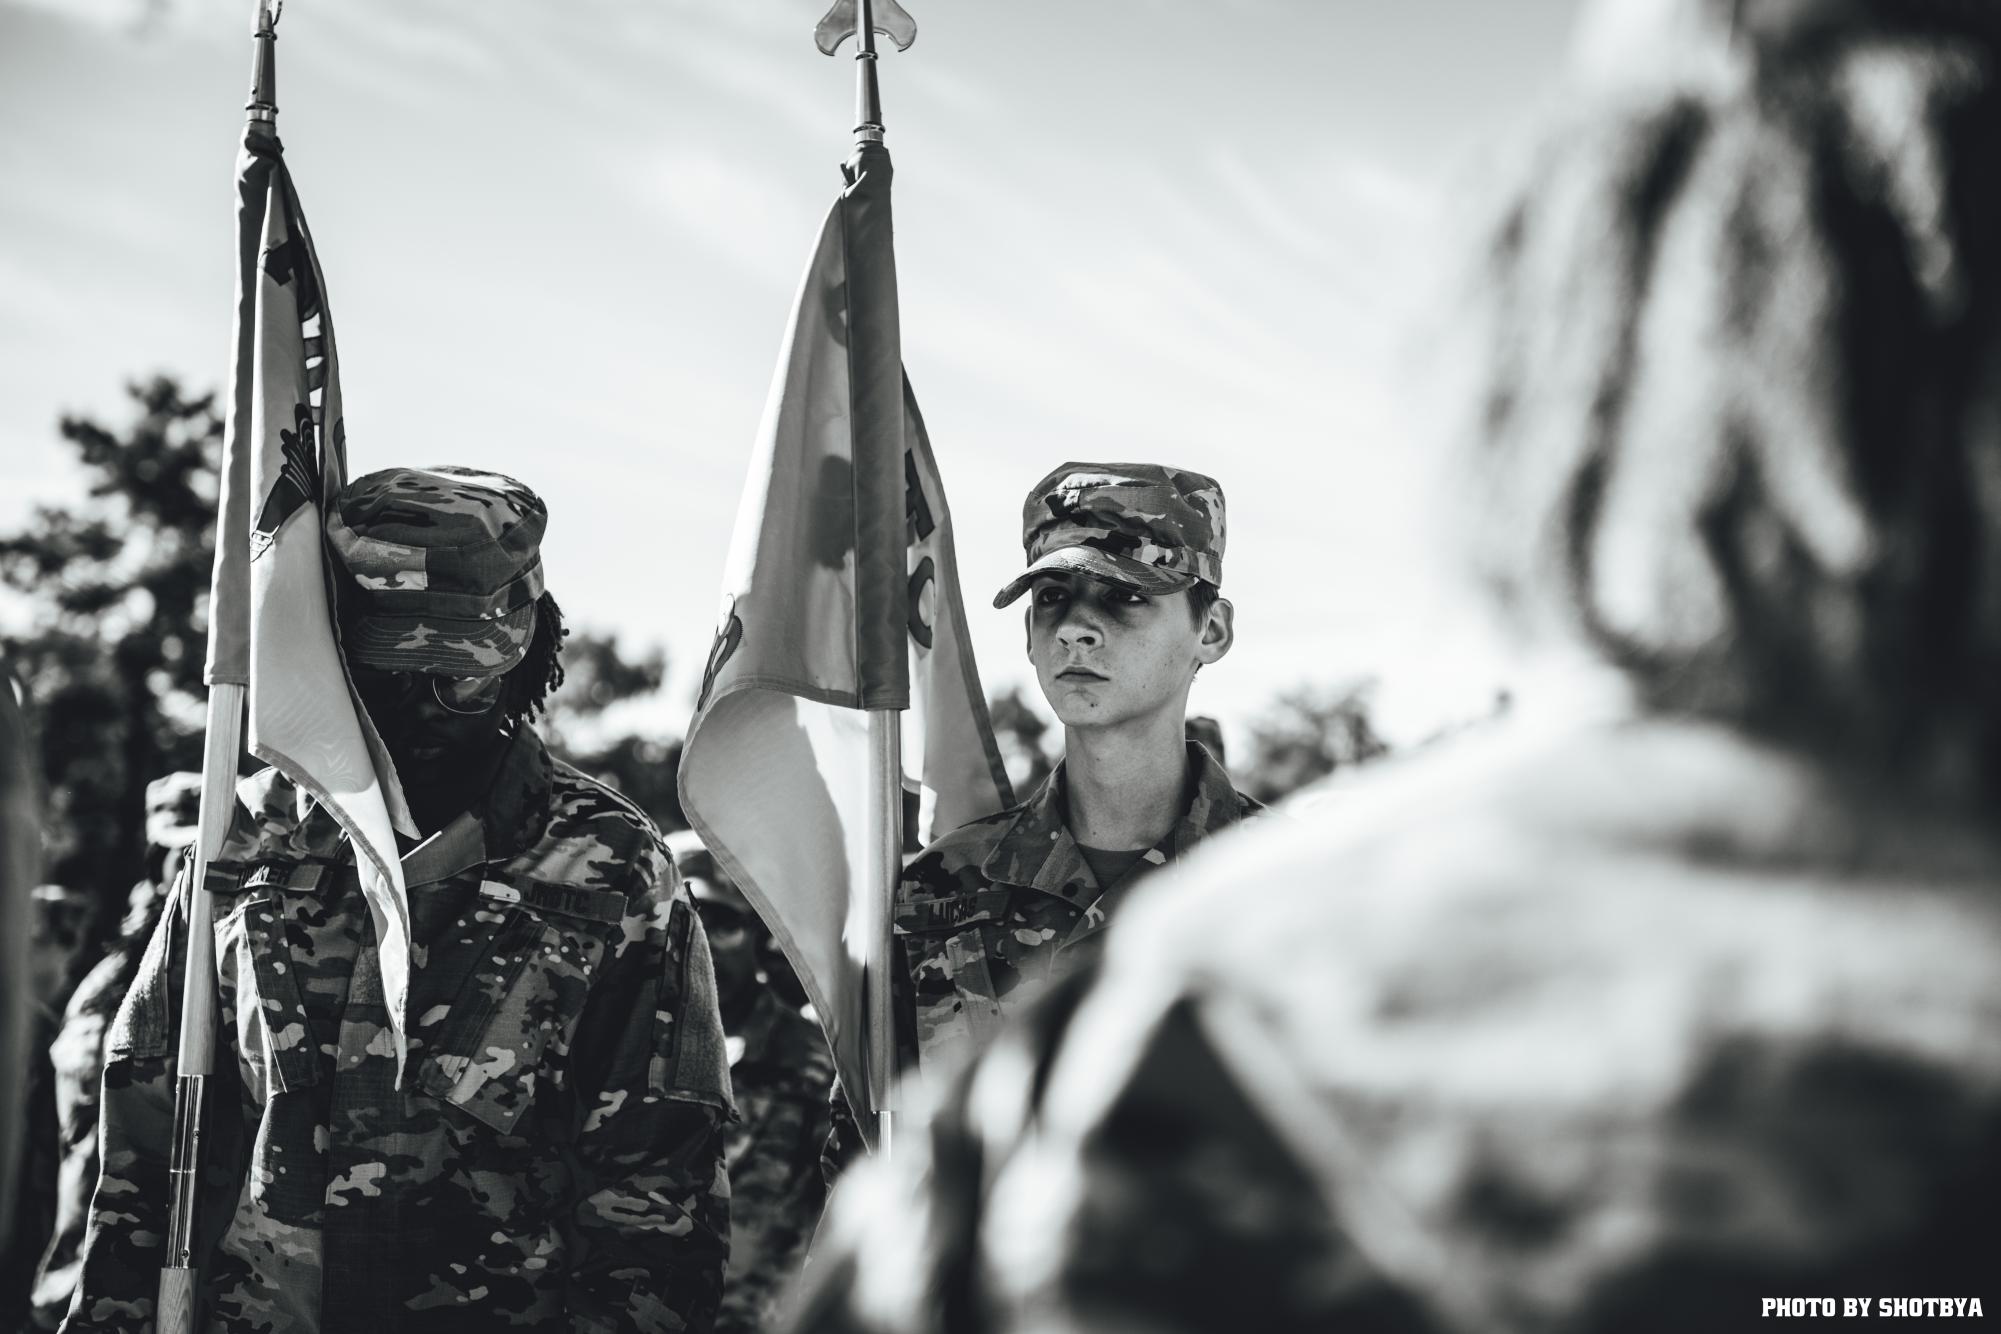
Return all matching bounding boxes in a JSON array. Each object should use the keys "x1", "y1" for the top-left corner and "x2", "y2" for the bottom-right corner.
[
  {"x1": 813, "y1": 0, "x2": 916, "y2": 146},
  {"x1": 246, "y1": 0, "x2": 280, "y2": 125}
]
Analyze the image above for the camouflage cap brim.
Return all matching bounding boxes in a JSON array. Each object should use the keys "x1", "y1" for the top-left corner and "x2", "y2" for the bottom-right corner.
[
  {"x1": 342, "y1": 601, "x2": 536, "y2": 678},
  {"x1": 993, "y1": 545, "x2": 1199, "y2": 608}
]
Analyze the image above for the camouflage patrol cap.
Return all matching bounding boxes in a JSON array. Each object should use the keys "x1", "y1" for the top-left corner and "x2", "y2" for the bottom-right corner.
[
  {"x1": 993, "y1": 462, "x2": 1226, "y2": 608},
  {"x1": 144, "y1": 770, "x2": 203, "y2": 851},
  {"x1": 328, "y1": 466, "x2": 547, "y2": 678}
]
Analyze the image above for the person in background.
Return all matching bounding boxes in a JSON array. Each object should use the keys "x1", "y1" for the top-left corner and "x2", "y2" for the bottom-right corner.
[
  {"x1": 28, "y1": 772, "x2": 199, "y2": 1330},
  {"x1": 63, "y1": 467, "x2": 731, "y2": 1333},
  {"x1": 0, "y1": 659, "x2": 39, "y2": 1311},
  {"x1": 786, "y1": 1, "x2": 2001, "y2": 1329},
  {"x1": 669, "y1": 831, "x2": 835, "y2": 1334}
]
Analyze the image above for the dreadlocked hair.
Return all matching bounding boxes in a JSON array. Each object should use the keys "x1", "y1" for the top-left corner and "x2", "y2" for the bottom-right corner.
[{"x1": 501, "y1": 591, "x2": 568, "y2": 728}]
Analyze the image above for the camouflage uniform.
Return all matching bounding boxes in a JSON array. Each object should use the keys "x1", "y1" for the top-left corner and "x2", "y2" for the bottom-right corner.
[
  {"x1": 790, "y1": 719, "x2": 2001, "y2": 1333},
  {"x1": 64, "y1": 461, "x2": 732, "y2": 1334},
  {"x1": 926, "y1": 458, "x2": 1253, "y2": 1076},
  {"x1": 5, "y1": 886, "x2": 99, "y2": 1327},
  {"x1": 61, "y1": 728, "x2": 731, "y2": 1333},
  {"x1": 716, "y1": 991, "x2": 833, "y2": 1334},
  {"x1": 30, "y1": 775, "x2": 197, "y2": 1330},
  {"x1": 823, "y1": 463, "x2": 1258, "y2": 1171},
  {"x1": 891, "y1": 739, "x2": 1258, "y2": 1075},
  {"x1": 668, "y1": 830, "x2": 836, "y2": 1334}
]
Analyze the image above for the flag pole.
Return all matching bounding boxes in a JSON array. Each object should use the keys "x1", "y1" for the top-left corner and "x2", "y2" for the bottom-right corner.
[
  {"x1": 157, "y1": 5, "x2": 275, "y2": 1328},
  {"x1": 852, "y1": 0, "x2": 902, "y2": 1160},
  {"x1": 865, "y1": 708, "x2": 900, "y2": 1157}
]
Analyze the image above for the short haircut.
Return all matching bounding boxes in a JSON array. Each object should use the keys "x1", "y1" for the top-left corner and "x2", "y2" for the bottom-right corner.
[
  {"x1": 1455, "y1": 6, "x2": 2001, "y2": 786},
  {"x1": 1186, "y1": 580, "x2": 1221, "y2": 627}
]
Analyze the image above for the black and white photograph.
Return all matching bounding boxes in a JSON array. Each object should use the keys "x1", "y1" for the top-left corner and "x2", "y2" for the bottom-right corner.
[{"x1": 2, "y1": 0, "x2": 1997, "y2": 1330}]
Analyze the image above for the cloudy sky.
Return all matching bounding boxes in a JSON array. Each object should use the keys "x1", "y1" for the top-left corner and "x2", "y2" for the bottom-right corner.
[{"x1": 0, "y1": 0, "x2": 1585, "y2": 749}]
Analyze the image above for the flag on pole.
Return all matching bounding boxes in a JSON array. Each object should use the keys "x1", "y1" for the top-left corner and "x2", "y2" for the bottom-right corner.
[
  {"x1": 678, "y1": 142, "x2": 1012, "y2": 1142},
  {"x1": 210, "y1": 138, "x2": 416, "y2": 1075}
]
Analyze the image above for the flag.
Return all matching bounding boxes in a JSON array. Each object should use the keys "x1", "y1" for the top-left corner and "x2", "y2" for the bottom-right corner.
[
  {"x1": 209, "y1": 132, "x2": 416, "y2": 1075},
  {"x1": 678, "y1": 143, "x2": 1012, "y2": 1142}
]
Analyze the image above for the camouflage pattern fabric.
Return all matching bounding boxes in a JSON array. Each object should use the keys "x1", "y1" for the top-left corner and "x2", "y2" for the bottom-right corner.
[
  {"x1": 61, "y1": 726, "x2": 734, "y2": 1333},
  {"x1": 789, "y1": 719, "x2": 2001, "y2": 1333},
  {"x1": 824, "y1": 741, "x2": 1260, "y2": 1177},
  {"x1": 327, "y1": 465, "x2": 547, "y2": 678},
  {"x1": 717, "y1": 990, "x2": 834, "y2": 1334},
  {"x1": 893, "y1": 739, "x2": 1256, "y2": 1074},
  {"x1": 992, "y1": 463, "x2": 1226, "y2": 608},
  {"x1": 4, "y1": 887, "x2": 98, "y2": 1328},
  {"x1": 28, "y1": 874, "x2": 173, "y2": 1331}
]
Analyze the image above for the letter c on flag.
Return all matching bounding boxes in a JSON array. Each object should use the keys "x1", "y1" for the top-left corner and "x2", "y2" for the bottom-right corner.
[{"x1": 908, "y1": 556, "x2": 936, "y2": 650}]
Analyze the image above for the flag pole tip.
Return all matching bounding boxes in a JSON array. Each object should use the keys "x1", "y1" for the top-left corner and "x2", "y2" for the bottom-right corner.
[
  {"x1": 246, "y1": 0, "x2": 279, "y2": 123},
  {"x1": 814, "y1": 0, "x2": 917, "y2": 56}
]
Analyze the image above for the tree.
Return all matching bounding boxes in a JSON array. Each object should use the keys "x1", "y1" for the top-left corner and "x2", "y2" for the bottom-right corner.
[
  {"x1": 539, "y1": 631, "x2": 684, "y2": 832},
  {"x1": 988, "y1": 685, "x2": 1054, "y2": 796},
  {"x1": 0, "y1": 376, "x2": 219, "y2": 936},
  {"x1": 1241, "y1": 680, "x2": 1391, "y2": 804}
]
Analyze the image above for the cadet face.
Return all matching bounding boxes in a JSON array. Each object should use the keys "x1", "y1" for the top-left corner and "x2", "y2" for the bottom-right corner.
[
  {"x1": 1026, "y1": 571, "x2": 1232, "y2": 731},
  {"x1": 351, "y1": 665, "x2": 509, "y2": 791}
]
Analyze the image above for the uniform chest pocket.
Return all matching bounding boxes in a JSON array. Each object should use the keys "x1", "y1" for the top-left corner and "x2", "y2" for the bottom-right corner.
[
  {"x1": 894, "y1": 889, "x2": 1015, "y2": 1065},
  {"x1": 210, "y1": 857, "x2": 340, "y2": 1097},
  {"x1": 416, "y1": 877, "x2": 624, "y2": 1135}
]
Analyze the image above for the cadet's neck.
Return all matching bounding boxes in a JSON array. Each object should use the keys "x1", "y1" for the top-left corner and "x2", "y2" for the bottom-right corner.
[
  {"x1": 404, "y1": 731, "x2": 510, "y2": 837},
  {"x1": 1061, "y1": 713, "x2": 1192, "y2": 852}
]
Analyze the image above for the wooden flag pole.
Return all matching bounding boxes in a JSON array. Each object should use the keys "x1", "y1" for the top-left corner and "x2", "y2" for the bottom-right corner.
[
  {"x1": 865, "y1": 708, "x2": 901, "y2": 1157},
  {"x1": 158, "y1": 5, "x2": 275, "y2": 1328}
]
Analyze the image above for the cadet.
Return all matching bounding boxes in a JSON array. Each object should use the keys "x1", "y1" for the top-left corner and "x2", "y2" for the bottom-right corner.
[
  {"x1": 890, "y1": 462, "x2": 1259, "y2": 1074},
  {"x1": 788, "y1": 1, "x2": 2001, "y2": 1329},
  {"x1": 30, "y1": 772, "x2": 198, "y2": 1330},
  {"x1": 669, "y1": 832, "x2": 834, "y2": 1334},
  {"x1": 64, "y1": 467, "x2": 732, "y2": 1332},
  {"x1": 823, "y1": 464, "x2": 1259, "y2": 1172}
]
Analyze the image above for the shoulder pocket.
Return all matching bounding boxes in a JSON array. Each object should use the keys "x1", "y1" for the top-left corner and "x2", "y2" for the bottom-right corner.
[
  {"x1": 649, "y1": 897, "x2": 734, "y2": 1114},
  {"x1": 212, "y1": 856, "x2": 332, "y2": 1095},
  {"x1": 105, "y1": 881, "x2": 182, "y2": 1063}
]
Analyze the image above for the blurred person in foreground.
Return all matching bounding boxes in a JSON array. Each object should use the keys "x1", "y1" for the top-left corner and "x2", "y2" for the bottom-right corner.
[
  {"x1": 669, "y1": 831, "x2": 835, "y2": 1334},
  {"x1": 27, "y1": 773, "x2": 199, "y2": 1330},
  {"x1": 63, "y1": 468, "x2": 731, "y2": 1332},
  {"x1": 788, "y1": 1, "x2": 2001, "y2": 1330},
  {"x1": 824, "y1": 463, "x2": 1260, "y2": 1174}
]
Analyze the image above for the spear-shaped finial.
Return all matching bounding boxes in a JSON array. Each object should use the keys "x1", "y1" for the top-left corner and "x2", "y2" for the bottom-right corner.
[
  {"x1": 247, "y1": 0, "x2": 280, "y2": 125},
  {"x1": 815, "y1": 0, "x2": 916, "y2": 145}
]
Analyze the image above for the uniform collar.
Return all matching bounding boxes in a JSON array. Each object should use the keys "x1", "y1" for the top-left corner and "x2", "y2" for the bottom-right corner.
[
  {"x1": 303, "y1": 725, "x2": 555, "y2": 887},
  {"x1": 980, "y1": 739, "x2": 1254, "y2": 899}
]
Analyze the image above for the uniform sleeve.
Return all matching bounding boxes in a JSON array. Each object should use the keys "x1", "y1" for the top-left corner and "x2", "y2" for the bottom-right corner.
[
  {"x1": 32, "y1": 956, "x2": 118, "y2": 1328},
  {"x1": 60, "y1": 876, "x2": 203, "y2": 1334},
  {"x1": 564, "y1": 850, "x2": 733, "y2": 1334}
]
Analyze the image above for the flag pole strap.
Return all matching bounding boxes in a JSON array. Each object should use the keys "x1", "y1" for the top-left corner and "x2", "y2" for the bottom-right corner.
[
  {"x1": 158, "y1": 682, "x2": 243, "y2": 1330},
  {"x1": 865, "y1": 708, "x2": 902, "y2": 1153}
]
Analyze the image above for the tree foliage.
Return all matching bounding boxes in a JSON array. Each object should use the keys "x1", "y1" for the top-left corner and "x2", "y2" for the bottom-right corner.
[
  {"x1": 1242, "y1": 680, "x2": 1390, "y2": 803},
  {"x1": 987, "y1": 685, "x2": 1055, "y2": 796},
  {"x1": 539, "y1": 632, "x2": 683, "y2": 832},
  {"x1": 0, "y1": 377, "x2": 219, "y2": 931}
]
